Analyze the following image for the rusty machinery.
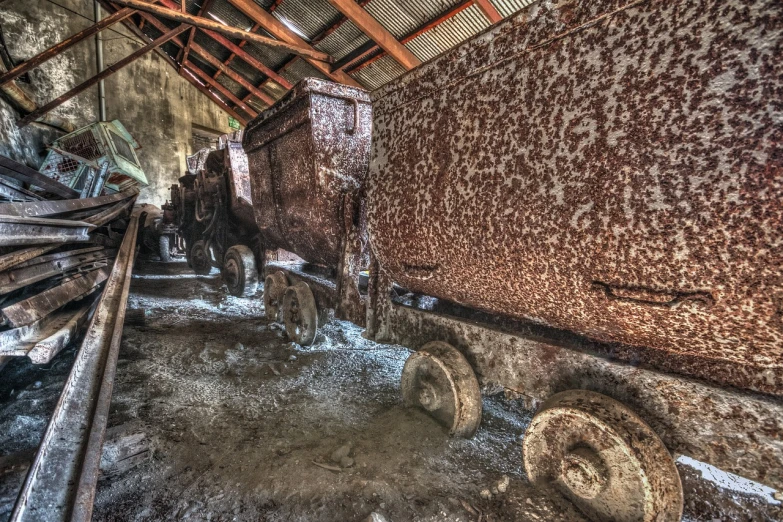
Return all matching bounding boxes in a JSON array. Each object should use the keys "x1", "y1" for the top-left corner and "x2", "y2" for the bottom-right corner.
[
  {"x1": 172, "y1": 131, "x2": 262, "y2": 296},
  {"x1": 243, "y1": 79, "x2": 372, "y2": 343},
  {"x1": 193, "y1": 0, "x2": 779, "y2": 519}
]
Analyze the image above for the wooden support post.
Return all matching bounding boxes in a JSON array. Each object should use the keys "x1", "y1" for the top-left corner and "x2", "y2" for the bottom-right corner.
[
  {"x1": 184, "y1": 62, "x2": 258, "y2": 118},
  {"x1": 110, "y1": 0, "x2": 332, "y2": 62},
  {"x1": 473, "y1": 0, "x2": 503, "y2": 24},
  {"x1": 0, "y1": 8, "x2": 135, "y2": 88},
  {"x1": 17, "y1": 24, "x2": 190, "y2": 128},
  {"x1": 227, "y1": 0, "x2": 358, "y2": 87},
  {"x1": 325, "y1": 0, "x2": 420, "y2": 70}
]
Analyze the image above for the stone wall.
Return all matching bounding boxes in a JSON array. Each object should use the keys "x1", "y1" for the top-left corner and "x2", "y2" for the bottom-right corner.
[{"x1": 0, "y1": 0, "x2": 233, "y2": 204}]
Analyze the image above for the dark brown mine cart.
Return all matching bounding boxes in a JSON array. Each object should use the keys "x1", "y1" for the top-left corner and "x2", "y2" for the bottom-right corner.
[
  {"x1": 361, "y1": 0, "x2": 783, "y2": 520},
  {"x1": 243, "y1": 78, "x2": 372, "y2": 345},
  {"x1": 173, "y1": 132, "x2": 262, "y2": 297}
]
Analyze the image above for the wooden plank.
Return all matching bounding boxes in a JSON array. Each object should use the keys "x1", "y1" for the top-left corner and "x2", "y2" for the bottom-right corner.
[
  {"x1": 227, "y1": 0, "x2": 359, "y2": 87},
  {"x1": 0, "y1": 155, "x2": 80, "y2": 198},
  {"x1": 0, "y1": 8, "x2": 135, "y2": 88},
  {"x1": 178, "y1": 0, "x2": 214, "y2": 69},
  {"x1": 325, "y1": 0, "x2": 420, "y2": 70},
  {"x1": 17, "y1": 25, "x2": 190, "y2": 128},
  {"x1": 110, "y1": 0, "x2": 332, "y2": 62},
  {"x1": 473, "y1": 0, "x2": 503, "y2": 24}
]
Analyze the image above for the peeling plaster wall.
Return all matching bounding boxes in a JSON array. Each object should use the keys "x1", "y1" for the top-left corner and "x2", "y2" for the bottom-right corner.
[{"x1": 0, "y1": 0, "x2": 233, "y2": 204}]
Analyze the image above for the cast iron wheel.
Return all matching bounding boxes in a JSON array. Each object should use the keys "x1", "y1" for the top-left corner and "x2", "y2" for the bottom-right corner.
[
  {"x1": 400, "y1": 341, "x2": 482, "y2": 438},
  {"x1": 263, "y1": 271, "x2": 289, "y2": 321},
  {"x1": 523, "y1": 390, "x2": 683, "y2": 522},
  {"x1": 282, "y1": 281, "x2": 318, "y2": 346},
  {"x1": 159, "y1": 234, "x2": 171, "y2": 262},
  {"x1": 222, "y1": 245, "x2": 258, "y2": 297},
  {"x1": 190, "y1": 240, "x2": 212, "y2": 275}
]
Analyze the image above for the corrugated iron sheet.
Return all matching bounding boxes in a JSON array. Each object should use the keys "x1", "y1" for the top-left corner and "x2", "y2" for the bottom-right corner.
[
  {"x1": 272, "y1": 0, "x2": 340, "y2": 40},
  {"x1": 280, "y1": 57, "x2": 329, "y2": 86},
  {"x1": 406, "y1": 4, "x2": 490, "y2": 63},
  {"x1": 364, "y1": 0, "x2": 462, "y2": 40},
  {"x1": 490, "y1": 0, "x2": 537, "y2": 17},
  {"x1": 315, "y1": 20, "x2": 370, "y2": 62},
  {"x1": 350, "y1": 54, "x2": 406, "y2": 90}
]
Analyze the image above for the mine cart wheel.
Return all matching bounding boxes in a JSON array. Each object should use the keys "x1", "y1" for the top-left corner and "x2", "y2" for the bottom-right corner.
[
  {"x1": 222, "y1": 245, "x2": 258, "y2": 297},
  {"x1": 159, "y1": 234, "x2": 171, "y2": 263},
  {"x1": 400, "y1": 341, "x2": 482, "y2": 438},
  {"x1": 263, "y1": 271, "x2": 289, "y2": 321},
  {"x1": 282, "y1": 281, "x2": 318, "y2": 346},
  {"x1": 191, "y1": 240, "x2": 212, "y2": 275},
  {"x1": 522, "y1": 390, "x2": 683, "y2": 522}
]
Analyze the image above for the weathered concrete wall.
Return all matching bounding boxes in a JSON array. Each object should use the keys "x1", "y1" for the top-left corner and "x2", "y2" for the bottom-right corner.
[{"x1": 0, "y1": 0, "x2": 233, "y2": 204}]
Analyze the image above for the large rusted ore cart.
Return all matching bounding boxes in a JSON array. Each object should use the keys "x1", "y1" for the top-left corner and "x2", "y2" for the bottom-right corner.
[
  {"x1": 357, "y1": 0, "x2": 783, "y2": 520},
  {"x1": 243, "y1": 79, "x2": 372, "y2": 344},
  {"x1": 235, "y1": 0, "x2": 782, "y2": 520},
  {"x1": 172, "y1": 132, "x2": 263, "y2": 297}
]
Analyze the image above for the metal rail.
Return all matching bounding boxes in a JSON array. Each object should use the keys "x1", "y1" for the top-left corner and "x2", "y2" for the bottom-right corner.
[{"x1": 10, "y1": 210, "x2": 141, "y2": 522}]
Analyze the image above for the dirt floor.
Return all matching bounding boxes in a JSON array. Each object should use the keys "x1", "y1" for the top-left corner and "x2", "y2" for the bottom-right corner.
[{"x1": 1, "y1": 259, "x2": 781, "y2": 522}]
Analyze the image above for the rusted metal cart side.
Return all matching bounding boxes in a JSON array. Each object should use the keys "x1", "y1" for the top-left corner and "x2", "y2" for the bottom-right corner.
[
  {"x1": 172, "y1": 132, "x2": 262, "y2": 297},
  {"x1": 364, "y1": 0, "x2": 783, "y2": 520},
  {"x1": 243, "y1": 78, "x2": 372, "y2": 344}
]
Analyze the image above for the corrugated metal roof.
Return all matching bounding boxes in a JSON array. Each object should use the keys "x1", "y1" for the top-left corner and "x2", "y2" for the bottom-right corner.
[
  {"x1": 364, "y1": 0, "x2": 461, "y2": 40},
  {"x1": 314, "y1": 20, "x2": 370, "y2": 62},
  {"x1": 128, "y1": 0, "x2": 541, "y2": 116},
  {"x1": 491, "y1": 0, "x2": 537, "y2": 17},
  {"x1": 280, "y1": 57, "x2": 329, "y2": 86},
  {"x1": 350, "y1": 54, "x2": 406, "y2": 91},
  {"x1": 406, "y1": 4, "x2": 490, "y2": 63},
  {"x1": 272, "y1": 0, "x2": 340, "y2": 40}
]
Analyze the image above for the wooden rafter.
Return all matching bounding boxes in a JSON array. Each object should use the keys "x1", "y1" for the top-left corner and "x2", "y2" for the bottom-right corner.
[
  {"x1": 345, "y1": 0, "x2": 474, "y2": 75},
  {"x1": 17, "y1": 24, "x2": 190, "y2": 127},
  {"x1": 110, "y1": 0, "x2": 332, "y2": 62},
  {"x1": 183, "y1": 62, "x2": 257, "y2": 118},
  {"x1": 138, "y1": 11, "x2": 272, "y2": 110},
  {"x1": 0, "y1": 8, "x2": 136, "y2": 87},
  {"x1": 226, "y1": 0, "x2": 359, "y2": 87},
  {"x1": 473, "y1": 0, "x2": 503, "y2": 24},
  {"x1": 325, "y1": 0, "x2": 420, "y2": 70},
  {"x1": 178, "y1": 0, "x2": 214, "y2": 69},
  {"x1": 179, "y1": 67, "x2": 248, "y2": 125}
]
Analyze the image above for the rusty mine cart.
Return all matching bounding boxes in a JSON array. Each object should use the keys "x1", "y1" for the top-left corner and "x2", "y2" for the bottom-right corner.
[{"x1": 173, "y1": 0, "x2": 783, "y2": 520}]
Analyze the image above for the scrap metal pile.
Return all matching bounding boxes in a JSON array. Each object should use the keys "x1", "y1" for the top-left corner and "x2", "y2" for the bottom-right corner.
[{"x1": 0, "y1": 121, "x2": 148, "y2": 521}]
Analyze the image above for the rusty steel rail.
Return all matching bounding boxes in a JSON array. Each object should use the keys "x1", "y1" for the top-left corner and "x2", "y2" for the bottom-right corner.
[
  {"x1": 0, "y1": 186, "x2": 138, "y2": 218},
  {"x1": 10, "y1": 210, "x2": 141, "y2": 522},
  {"x1": 0, "y1": 215, "x2": 95, "y2": 246}
]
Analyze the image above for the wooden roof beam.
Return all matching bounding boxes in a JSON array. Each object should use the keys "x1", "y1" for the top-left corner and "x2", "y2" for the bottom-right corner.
[
  {"x1": 155, "y1": 0, "x2": 292, "y2": 90},
  {"x1": 0, "y1": 8, "x2": 136, "y2": 87},
  {"x1": 473, "y1": 0, "x2": 503, "y2": 24},
  {"x1": 178, "y1": 0, "x2": 214, "y2": 69},
  {"x1": 110, "y1": 0, "x2": 332, "y2": 62},
  {"x1": 179, "y1": 68, "x2": 248, "y2": 125},
  {"x1": 226, "y1": 0, "x2": 359, "y2": 87},
  {"x1": 18, "y1": 24, "x2": 190, "y2": 127},
  {"x1": 183, "y1": 62, "x2": 258, "y2": 118},
  {"x1": 345, "y1": 0, "x2": 472, "y2": 75},
  {"x1": 136, "y1": 11, "x2": 273, "y2": 108},
  {"x1": 325, "y1": 0, "x2": 420, "y2": 71}
]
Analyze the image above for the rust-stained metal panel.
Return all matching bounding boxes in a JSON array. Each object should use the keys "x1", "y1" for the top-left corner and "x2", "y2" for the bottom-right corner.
[
  {"x1": 367, "y1": 0, "x2": 783, "y2": 395},
  {"x1": 243, "y1": 78, "x2": 372, "y2": 268}
]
